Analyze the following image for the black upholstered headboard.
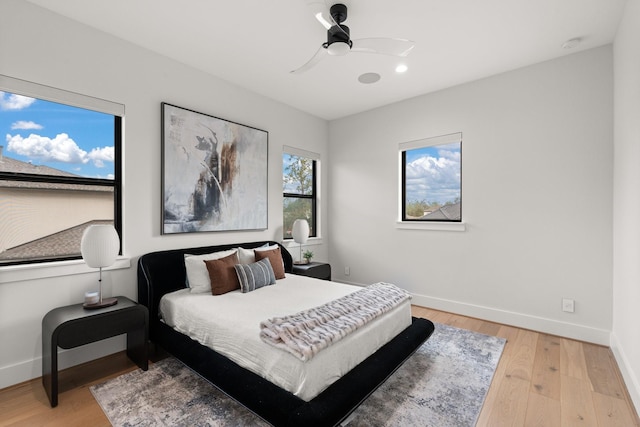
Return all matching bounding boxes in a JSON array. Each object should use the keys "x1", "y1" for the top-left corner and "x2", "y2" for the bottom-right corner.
[{"x1": 137, "y1": 240, "x2": 292, "y2": 341}]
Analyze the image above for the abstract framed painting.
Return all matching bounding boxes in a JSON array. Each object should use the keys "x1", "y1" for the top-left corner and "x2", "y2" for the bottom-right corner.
[{"x1": 161, "y1": 103, "x2": 268, "y2": 234}]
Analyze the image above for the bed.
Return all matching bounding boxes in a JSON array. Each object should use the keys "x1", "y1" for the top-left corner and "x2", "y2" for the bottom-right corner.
[{"x1": 137, "y1": 240, "x2": 435, "y2": 426}]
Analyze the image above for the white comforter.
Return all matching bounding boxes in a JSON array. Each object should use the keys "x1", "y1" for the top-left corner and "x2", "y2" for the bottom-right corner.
[{"x1": 159, "y1": 274, "x2": 412, "y2": 401}]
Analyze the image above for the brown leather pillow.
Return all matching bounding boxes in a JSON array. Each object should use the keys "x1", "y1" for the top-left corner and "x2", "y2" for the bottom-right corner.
[
  {"x1": 204, "y1": 252, "x2": 240, "y2": 295},
  {"x1": 254, "y1": 247, "x2": 286, "y2": 279}
]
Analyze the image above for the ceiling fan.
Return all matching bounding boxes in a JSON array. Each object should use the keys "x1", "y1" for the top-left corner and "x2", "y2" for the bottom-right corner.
[{"x1": 290, "y1": 2, "x2": 415, "y2": 74}]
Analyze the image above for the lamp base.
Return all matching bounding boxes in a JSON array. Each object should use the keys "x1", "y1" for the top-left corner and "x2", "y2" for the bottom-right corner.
[{"x1": 83, "y1": 297, "x2": 118, "y2": 309}]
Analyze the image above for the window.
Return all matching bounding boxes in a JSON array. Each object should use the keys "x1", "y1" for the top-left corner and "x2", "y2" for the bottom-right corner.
[
  {"x1": 0, "y1": 75, "x2": 122, "y2": 266},
  {"x1": 400, "y1": 133, "x2": 461, "y2": 222},
  {"x1": 283, "y1": 147, "x2": 318, "y2": 240}
]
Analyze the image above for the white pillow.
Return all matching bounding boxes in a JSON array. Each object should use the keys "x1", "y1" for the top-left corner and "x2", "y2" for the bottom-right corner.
[
  {"x1": 185, "y1": 249, "x2": 238, "y2": 293},
  {"x1": 236, "y1": 244, "x2": 278, "y2": 264}
]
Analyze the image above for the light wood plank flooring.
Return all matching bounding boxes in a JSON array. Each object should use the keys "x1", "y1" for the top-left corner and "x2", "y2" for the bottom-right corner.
[
  {"x1": 1, "y1": 306, "x2": 638, "y2": 426},
  {"x1": 411, "y1": 306, "x2": 640, "y2": 427}
]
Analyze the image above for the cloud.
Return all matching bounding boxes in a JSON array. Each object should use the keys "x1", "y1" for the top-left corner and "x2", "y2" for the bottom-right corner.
[
  {"x1": 11, "y1": 120, "x2": 43, "y2": 130},
  {"x1": 0, "y1": 92, "x2": 36, "y2": 110},
  {"x1": 87, "y1": 146, "x2": 114, "y2": 168},
  {"x1": 438, "y1": 148, "x2": 461, "y2": 162},
  {"x1": 6, "y1": 133, "x2": 116, "y2": 168},
  {"x1": 6, "y1": 133, "x2": 88, "y2": 164},
  {"x1": 405, "y1": 147, "x2": 461, "y2": 203}
]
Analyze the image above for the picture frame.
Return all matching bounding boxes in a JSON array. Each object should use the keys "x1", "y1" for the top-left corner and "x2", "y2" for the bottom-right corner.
[{"x1": 161, "y1": 103, "x2": 268, "y2": 234}]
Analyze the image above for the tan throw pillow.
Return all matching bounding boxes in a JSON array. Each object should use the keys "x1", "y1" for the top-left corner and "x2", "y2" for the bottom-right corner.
[
  {"x1": 204, "y1": 252, "x2": 240, "y2": 295},
  {"x1": 254, "y1": 247, "x2": 286, "y2": 279}
]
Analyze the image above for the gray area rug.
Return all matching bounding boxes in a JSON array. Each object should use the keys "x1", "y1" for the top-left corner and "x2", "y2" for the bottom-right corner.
[{"x1": 90, "y1": 323, "x2": 505, "y2": 426}]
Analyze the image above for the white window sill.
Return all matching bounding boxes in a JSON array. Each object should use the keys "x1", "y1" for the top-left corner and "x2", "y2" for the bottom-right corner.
[
  {"x1": 281, "y1": 237, "x2": 324, "y2": 249},
  {"x1": 0, "y1": 257, "x2": 131, "y2": 284},
  {"x1": 396, "y1": 221, "x2": 466, "y2": 232}
]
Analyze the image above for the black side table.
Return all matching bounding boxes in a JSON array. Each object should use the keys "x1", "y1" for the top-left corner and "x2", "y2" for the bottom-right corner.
[
  {"x1": 292, "y1": 262, "x2": 332, "y2": 281},
  {"x1": 42, "y1": 296, "x2": 148, "y2": 407}
]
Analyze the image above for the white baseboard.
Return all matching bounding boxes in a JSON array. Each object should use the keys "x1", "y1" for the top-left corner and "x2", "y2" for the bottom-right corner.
[
  {"x1": 411, "y1": 293, "x2": 610, "y2": 345},
  {"x1": 610, "y1": 333, "x2": 640, "y2": 416},
  {"x1": 331, "y1": 281, "x2": 610, "y2": 344},
  {"x1": 0, "y1": 336, "x2": 125, "y2": 390}
]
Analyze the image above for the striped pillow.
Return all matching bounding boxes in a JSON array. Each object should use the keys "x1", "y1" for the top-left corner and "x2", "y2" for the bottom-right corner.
[{"x1": 234, "y1": 258, "x2": 276, "y2": 293}]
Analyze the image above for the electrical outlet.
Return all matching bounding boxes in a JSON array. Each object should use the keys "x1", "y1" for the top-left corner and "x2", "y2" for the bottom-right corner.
[
  {"x1": 562, "y1": 298, "x2": 575, "y2": 313},
  {"x1": 344, "y1": 266, "x2": 350, "y2": 276}
]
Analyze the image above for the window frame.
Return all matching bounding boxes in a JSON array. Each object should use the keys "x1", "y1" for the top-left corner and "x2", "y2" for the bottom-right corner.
[
  {"x1": 399, "y1": 132, "x2": 462, "y2": 224},
  {"x1": 282, "y1": 146, "x2": 319, "y2": 240},
  {"x1": 0, "y1": 74, "x2": 123, "y2": 266}
]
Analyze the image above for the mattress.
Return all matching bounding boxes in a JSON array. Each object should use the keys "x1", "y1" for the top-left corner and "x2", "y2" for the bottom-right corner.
[{"x1": 159, "y1": 274, "x2": 412, "y2": 401}]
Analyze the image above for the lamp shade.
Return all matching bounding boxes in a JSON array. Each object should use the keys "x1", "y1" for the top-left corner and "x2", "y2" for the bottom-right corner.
[
  {"x1": 292, "y1": 219, "x2": 310, "y2": 244},
  {"x1": 81, "y1": 224, "x2": 120, "y2": 268}
]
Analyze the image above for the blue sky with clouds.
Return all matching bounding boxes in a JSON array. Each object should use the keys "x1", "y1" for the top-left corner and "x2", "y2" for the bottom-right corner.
[
  {"x1": 0, "y1": 91, "x2": 115, "y2": 179},
  {"x1": 405, "y1": 142, "x2": 461, "y2": 204}
]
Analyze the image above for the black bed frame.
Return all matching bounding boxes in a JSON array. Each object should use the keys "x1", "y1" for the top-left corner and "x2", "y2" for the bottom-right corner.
[{"x1": 137, "y1": 240, "x2": 435, "y2": 427}]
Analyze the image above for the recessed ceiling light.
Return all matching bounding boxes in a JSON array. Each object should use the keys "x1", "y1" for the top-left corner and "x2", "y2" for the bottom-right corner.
[
  {"x1": 562, "y1": 38, "x2": 581, "y2": 49},
  {"x1": 395, "y1": 64, "x2": 408, "y2": 73},
  {"x1": 358, "y1": 72, "x2": 381, "y2": 84}
]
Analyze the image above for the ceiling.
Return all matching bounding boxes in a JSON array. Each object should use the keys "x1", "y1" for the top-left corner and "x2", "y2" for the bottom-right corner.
[{"x1": 25, "y1": 0, "x2": 626, "y2": 120}]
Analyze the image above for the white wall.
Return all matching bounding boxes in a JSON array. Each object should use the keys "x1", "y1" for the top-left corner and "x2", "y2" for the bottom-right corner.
[
  {"x1": 612, "y1": 0, "x2": 640, "y2": 411},
  {"x1": 328, "y1": 46, "x2": 614, "y2": 344},
  {"x1": 0, "y1": 0, "x2": 328, "y2": 389}
]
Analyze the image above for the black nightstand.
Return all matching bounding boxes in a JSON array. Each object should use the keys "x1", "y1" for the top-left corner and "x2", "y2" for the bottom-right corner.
[
  {"x1": 292, "y1": 262, "x2": 331, "y2": 281},
  {"x1": 42, "y1": 296, "x2": 148, "y2": 407}
]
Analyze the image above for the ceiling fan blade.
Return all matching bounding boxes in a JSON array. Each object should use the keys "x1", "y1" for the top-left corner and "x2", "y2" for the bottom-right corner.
[
  {"x1": 290, "y1": 46, "x2": 328, "y2": 74},
  {"x1": 351, "y1": 38, "x2": 416, "y2": 57},
  {"x1": 306, "y1": 0, "x2": 332, "y2": 30}
]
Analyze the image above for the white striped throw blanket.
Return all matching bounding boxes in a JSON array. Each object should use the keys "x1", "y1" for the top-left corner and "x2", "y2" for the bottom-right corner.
[{"x1": 259, "y1": 282, "x2": 411, "y2": 361}]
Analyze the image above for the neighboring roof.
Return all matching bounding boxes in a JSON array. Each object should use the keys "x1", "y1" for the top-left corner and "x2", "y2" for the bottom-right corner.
[
  {"x1": 0, "y1": 152, "x2": 80, "y2": 177},
  {"x1": 422, "y1": 202, "x2": 461, "y2": 221},
  {"x1": 0, "y1": 179, "x2": 113, "y2": 191},
  {"x1": 0, "y1": 150, "x2": 112, "y2": 192},
  {"x1": 0, "y1": 219, "x2": 114, "y2": 261}
]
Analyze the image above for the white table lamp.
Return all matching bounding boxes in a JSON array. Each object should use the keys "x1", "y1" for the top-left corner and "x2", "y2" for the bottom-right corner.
[
  {"x1": 81, "y1": 224, "x2": 120, "y2": 309},
  {"x1": 292, "y1": 219, "x2": 310, "y2": 264}
]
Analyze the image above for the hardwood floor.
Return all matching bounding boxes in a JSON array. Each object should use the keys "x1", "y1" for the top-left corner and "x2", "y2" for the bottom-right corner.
[
  {"x1": 411, "y1": 306, "x2": 640, "y2": 427},
  {"x1": 1, "y1": 306, "x2": 638, "y2": 426}
]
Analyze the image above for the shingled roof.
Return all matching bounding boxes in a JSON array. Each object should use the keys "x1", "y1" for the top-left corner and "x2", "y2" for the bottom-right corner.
[
  {"x1": 0, "y1": 219, "x2": 114, "y2": 261},
  {"x1": 0, "y1": 146, "x2": 112, "y2": 191},
  {"x1": 422, "y1": 202, "x2": 461, "y2": 221},
  {"x1": 0, "y1": 147, "x2": 80, "y2": 177}
]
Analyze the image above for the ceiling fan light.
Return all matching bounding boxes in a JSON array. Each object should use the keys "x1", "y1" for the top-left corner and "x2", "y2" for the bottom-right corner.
[{"x1": 327, "y1": 41, "x2": 350, "y2": 56}]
